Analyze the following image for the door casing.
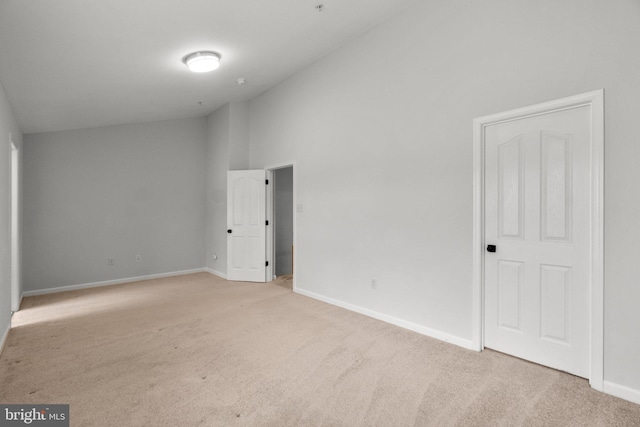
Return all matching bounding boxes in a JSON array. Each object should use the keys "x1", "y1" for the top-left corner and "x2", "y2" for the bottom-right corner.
[
  {"x1": 472, "y1": 90, "x2": 604, "y2": 390},
  {"x1": 10, "y1": 136, "x2": 20, "y2": 313}
]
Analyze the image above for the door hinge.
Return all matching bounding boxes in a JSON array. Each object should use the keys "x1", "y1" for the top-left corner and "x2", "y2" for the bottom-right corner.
[
  {"x1": 266, "y1": 220, "x2": 269, "y2": 226},
  {"x1": 266, "y1": 179, "x2": 269, "y2": 185},
  {"x1": 265, "y1": 261, "x2": 269, "y2": 267}
]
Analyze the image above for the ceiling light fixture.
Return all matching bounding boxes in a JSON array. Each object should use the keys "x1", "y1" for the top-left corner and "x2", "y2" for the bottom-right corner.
[{"x1": 183, "y1": 51, "x2": 221, "y2": 73}]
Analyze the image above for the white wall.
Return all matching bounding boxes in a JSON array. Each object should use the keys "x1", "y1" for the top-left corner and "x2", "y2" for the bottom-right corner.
[
  {"x1": 248, "y1": 0, "x2": 640, "y2": 393},
  {"x1": 275, "y1": 167, "x2": 293, "y2": 276},
  {"x1": 205, "y1": 102, "x2": 250, "y2": 276},
  {"x1": 228, "y1": 102, "x2": 250, "y2": 171},
  {"x1": 0, "y1": 81, "x2": 22, "y2": 345},
  {"x1": 22, "y1": 117, "x2": 207, "y2": 291},
  {"x1": 206, "y1": 105, "x2": 230, "y2": 275}
]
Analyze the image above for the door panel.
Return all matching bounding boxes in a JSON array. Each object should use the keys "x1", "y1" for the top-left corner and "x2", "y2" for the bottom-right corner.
[
  {"x1": 497, "y1": 260, "x2": 523, "y2": 331},
  {"x1": 498, "y1": 137, "x2": 524, "y2": 240},
  {"x1": 540, "y1": 264, "x2": 571, "y2": 343},
  {"x1": 227, "y1": 170, "x2": 266, "y2": 282},
  {"x1": 484, "y1": 105, "x2": 590, "y2": 378},
  {"x1": 541, "y1": 131, "x2": 572, "y2": 242}
]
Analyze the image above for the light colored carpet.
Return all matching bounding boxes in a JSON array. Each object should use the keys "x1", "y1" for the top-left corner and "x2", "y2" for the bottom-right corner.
[{"x1": 1, "y1": 272, "x2": 638, "y2": 426}]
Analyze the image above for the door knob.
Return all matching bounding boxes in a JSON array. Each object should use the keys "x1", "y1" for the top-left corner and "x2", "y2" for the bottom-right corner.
[
  {"x1": 227, "y1": 229, "x2": 232, "y2": 234},
  {"x1": 487, "y1": 245, "x2": 496, "y2": 253}
]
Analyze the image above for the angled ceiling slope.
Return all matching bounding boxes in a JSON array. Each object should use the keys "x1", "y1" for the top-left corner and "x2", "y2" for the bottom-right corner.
[{"x1": 0, "y1": 0, "x2": 417, "y2": 134}]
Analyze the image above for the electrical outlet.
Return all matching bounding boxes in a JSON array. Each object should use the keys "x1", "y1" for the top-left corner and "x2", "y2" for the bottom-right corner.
[
  {"x1": 371, "y1": 279, "x2": 377, "y2": 290},
  {"x1": 108, "y1": 258, "x2": 115, "y2": 266},
  {"x1": 136, "y1": 254, "x2": 141, "y2": 263}
]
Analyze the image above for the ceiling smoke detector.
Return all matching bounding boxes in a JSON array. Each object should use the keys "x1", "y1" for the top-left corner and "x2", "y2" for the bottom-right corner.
[{"x1": 183, "y1": 51, "x2": 221, "y2": 73}]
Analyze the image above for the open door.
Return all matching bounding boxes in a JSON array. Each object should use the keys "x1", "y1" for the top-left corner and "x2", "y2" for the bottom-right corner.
[{"x1": 227, "y1": 170, "x2": 267, "y2": 282}]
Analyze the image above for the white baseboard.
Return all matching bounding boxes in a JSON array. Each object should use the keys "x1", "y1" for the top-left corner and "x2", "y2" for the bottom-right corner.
[
  {"x1": 206, "y1": 268, "x2": 227, "y2": 280},
  {"x1": 294, "y1": 288, "x2": 474, "y2": 350},
  {"x1": 22, "y1": 268, "x2": 208, "y2": 297},
  {"x1": 603, "y1": 380, "x2": 640, "y2": 405},
  {"x1": 0, "y1": 322, "x2": 9, "y2": 357}
]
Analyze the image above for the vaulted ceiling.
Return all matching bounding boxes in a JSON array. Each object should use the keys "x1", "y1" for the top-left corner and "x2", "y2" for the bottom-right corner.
[{"x1": 0, "y1": 0, "x2": 417, "y2": 134}]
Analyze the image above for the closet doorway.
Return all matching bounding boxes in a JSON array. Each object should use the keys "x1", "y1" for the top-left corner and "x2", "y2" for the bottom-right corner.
[{"x1": 267, "y1": 164, "x2": 295, "y2": 289}]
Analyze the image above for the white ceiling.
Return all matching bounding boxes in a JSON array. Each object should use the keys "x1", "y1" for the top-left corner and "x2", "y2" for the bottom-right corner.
[{"x1": 0, "y1": 0, "x2": 417, "y2": 134}]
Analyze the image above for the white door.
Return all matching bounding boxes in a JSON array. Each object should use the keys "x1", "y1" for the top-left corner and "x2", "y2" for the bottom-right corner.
[
  {"x1": 227, "y1": 170, "x2": 267, "y2": 282},
  {"x1": 484, "y1": 105, "x2": 591, "y2": 378}
]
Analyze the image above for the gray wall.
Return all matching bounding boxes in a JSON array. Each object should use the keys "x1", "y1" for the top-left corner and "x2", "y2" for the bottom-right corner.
[
  {"x1": 205, "y1": 102, "x2": 250, "y2": 276},
  {"x1": 275, "y1": 167, "x2": 293, "y2": 276},
  {"x1": 0, "y1": 81, "x2": 22, "y2": 340},
  {"x1": 248, "y1": 0, "x2": 640, "y2": 393},
  {"x1": 228, "y1": 102, "x2": 250, "y2": 171},
  {"x1": 22, "y1": 117, "x2": 207, "y2": 291},
  {"x1": 206, "y1": 105, "x2": 230, "y2": 275}
]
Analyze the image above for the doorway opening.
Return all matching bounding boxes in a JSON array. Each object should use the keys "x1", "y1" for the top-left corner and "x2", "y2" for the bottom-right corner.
[
  {"x1": 266, "y1": 164, "x2": 295, "y2": 289},
  {"x1": 10, "y1": 137, "x2": 20, "y2": 314}
]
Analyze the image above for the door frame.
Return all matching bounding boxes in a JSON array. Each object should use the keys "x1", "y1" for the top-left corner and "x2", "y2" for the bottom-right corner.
[
  {"x1": 265, "y1": 161, "x2": 296, "y2": 288},
  {"x1": 472, "y1": 90, "x2": 604, "y2": 390},
  {"x1": 10, "y1": 135, "x2": 20, "y2": 313}
]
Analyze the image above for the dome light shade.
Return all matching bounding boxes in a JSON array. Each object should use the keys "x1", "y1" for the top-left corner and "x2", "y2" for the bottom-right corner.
[{"x1": 183, "y1": 51, "x2": 221, "y2": 73}]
